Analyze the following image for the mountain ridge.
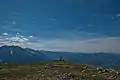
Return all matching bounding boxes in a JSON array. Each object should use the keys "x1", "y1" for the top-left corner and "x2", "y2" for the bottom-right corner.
[
  {"x1": 0, "y1": 45, "x2": 51, "y2": 62},
  {"x1": 0, "y1": 46, "x2": 120, "y2": 68}
]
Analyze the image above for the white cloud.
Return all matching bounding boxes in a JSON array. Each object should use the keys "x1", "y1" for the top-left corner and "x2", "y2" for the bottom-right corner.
[
  {"x1": 9, "y1": 37, "x2": 28, "y2": 42},
  {"x1": 29, "y1": 36, "x2": 33, "y2": 38},
  {"x1": 18, "y1": 37, "x2": 120, "y2": 53},
  {"x1": 0, "y1": 33, "x2": 30, "y2": 44},
  {"x1": 0, "y1": 33, "x2": 120, "y2": 53},
  {"x1": 117, "y1": 14, "x2": 120, "y2": 17},
  {"x1": 2, "y1": 33, "x2": 9, "y2": 36}
]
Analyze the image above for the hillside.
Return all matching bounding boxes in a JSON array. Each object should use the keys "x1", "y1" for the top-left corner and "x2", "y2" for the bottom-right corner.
[
  {"x1": 0, "y1": 61, "x2": 120, "y2": 80},
  {"x1": 0, "y1": 46, "x2": 51, "y2": 62},
  {"x1": 43, "y1": 51, "x2": 120, "y2": 68}
]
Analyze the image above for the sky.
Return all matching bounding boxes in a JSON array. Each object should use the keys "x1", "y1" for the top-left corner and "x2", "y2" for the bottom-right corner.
[{"x1": 0, "y1": 0, "x2": 120, "y2": 53}]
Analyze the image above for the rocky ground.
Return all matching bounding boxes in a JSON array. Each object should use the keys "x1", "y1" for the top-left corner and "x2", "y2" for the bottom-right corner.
[{"x1": 0, "y1": 61, "x2": 120, "y2": 80}]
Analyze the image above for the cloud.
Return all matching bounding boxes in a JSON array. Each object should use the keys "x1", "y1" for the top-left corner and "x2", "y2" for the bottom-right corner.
[
  {"x1": 10, "y1": 12, "x2": 21, "y2": 16},
  {"x1": 12, "y1": 21, "x2": 16, "y2": 25},
  {"x1": 16, "y1": 37, "x2": 120, "y2": 53},
  {"x1": 0, "y1": 33, "x2": 31, "y2": 44},
  {"x1": 117, "y1": 14, "x2": 120, "y2": 17},
  {"x1": 29, "y1": 36, "x2": 33, "y2": 38},
  {"x1": 28, "y1": 37, "x2": 120, "y2": 53},
  {"x1": 9, "y1": 37, "x2": 28, "y2": 43},
  {"x1": 0, "y1": 33, "x2": 120, "y2": 53},
  {"x1": 2, "y1": 33, "x2": 9, "y2": 36},
  {"x1": 111, "y1": 17, "x2": 115, "y2": 20},
  {"x1": 0, "y1": 20, "x2": 25, "y2": 33}
]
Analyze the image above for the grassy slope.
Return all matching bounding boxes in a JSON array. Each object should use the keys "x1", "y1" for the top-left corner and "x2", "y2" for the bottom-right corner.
[{"x1": 0, "y1": 61, "x2": 120, "y2": 80}]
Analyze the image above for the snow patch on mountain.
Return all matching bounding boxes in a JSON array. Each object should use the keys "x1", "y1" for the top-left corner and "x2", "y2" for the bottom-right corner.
[
  {"x1": 10, "y1": 50, "x2": 13, "y2": 55},
  {"x1": 29, "y1": 51, "x2": 36, "y2": 54}
]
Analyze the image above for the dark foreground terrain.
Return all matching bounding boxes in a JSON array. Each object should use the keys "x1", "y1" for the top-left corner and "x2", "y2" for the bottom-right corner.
[{"x1": 0, "y1": 61, "x2": 120, "y2": 80}]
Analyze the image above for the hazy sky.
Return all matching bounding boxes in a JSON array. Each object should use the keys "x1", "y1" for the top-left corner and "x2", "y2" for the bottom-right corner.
[{"x1": 0, "y1": 0, "x2": 120, "y2": 53}]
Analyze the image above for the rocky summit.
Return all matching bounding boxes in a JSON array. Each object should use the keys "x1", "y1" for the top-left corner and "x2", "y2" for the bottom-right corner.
[{"x1": 0, "y1": 61, "x2": 120, "y2": 80}]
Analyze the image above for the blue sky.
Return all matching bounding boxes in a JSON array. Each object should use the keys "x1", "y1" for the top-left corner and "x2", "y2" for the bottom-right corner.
[{"x1": 0, "y1": 0, "x2": 120, "y2": 53}]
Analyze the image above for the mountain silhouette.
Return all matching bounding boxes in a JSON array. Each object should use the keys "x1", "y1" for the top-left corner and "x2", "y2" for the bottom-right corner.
[
  {"x1": 0, "y1": 46, "x2": 51, "y2": 62},
  {"x1": 0, "y1": 46, "x2": 120, "y2": 68}
]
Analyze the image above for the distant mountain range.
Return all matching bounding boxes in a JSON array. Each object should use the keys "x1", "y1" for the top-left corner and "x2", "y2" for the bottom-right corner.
[
  {"x1": 0, "y1": 46, "x2": 51, "y2": 62},
  {"x1": 0, "y1": 46, "x2": 120, "y2": 68},
  {"x1": 43, "y1": 51, "x2": 120, "y2": 68}
]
